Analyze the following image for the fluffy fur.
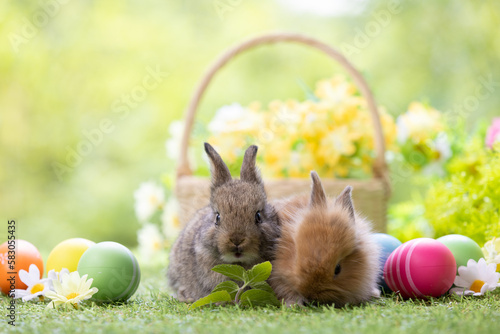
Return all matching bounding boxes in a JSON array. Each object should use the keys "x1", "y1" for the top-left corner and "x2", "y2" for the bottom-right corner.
[
  {"x1": 269, "y1": 171, "x2": 381, "y2": 307},
  {"x1": 167, "y1": 143, "x2": 280, "y2": 302}
]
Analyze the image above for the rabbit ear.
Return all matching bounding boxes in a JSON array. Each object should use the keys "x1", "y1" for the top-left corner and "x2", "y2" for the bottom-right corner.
[
  {"x1": 309, "y1": 171, "x2": 327, "y2": 208},
  {"x1": 240, "y1": 145, "x2": 262, "y2": 184},
  {"x1": 204, "y1": 143, "x2": 232, "y2": 188},
  {"x1": 335, "y1": 186, "x2": 355, "y2": 220}
]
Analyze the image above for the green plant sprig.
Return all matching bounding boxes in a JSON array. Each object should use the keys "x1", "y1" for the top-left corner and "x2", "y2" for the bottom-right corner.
[{"x1": 188, "y1": 261, "x2": 281, "y2": 310}]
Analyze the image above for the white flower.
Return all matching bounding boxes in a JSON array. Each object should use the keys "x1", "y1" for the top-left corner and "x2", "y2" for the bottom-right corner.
[
  {"x1": 208, "y1": 103, "x2": 252, "y2": 134},
  {"x1": 46, "y1": 268, "x2": 70, "y2": 290},
  {"x1": 396, "y1": 116, "x2": 409, "y2": 144},
  {"x1": 482, "y1": 237, "x2": 500, "y2": 271},
  {"x1": 434, "y1": 132, "x2": 452, "y2": 162},
  {"x1": 137, "y1": 223, "x2": 164, "y2": 258},
  {"x1": 13, "y1": 264, "x2": 51, "y2": 302},
  {"x1": 161, "y1": 198, "x2": 182, "y2": 240},
  {"x1": 449, "y1": 258, "x2": 500, "y2": 296},
  {"x1": 45, "y1": 271, "x2": 98, "y2": 309},
  {"x1": 134, "y1": 182, "x2": 165, "y2": 222},
  {"x1": 165, "y1": 120, "x2": 184, "y2": 161},
  {"x1": 396, "y1": 103, "x2": 443, "y2": 144}
]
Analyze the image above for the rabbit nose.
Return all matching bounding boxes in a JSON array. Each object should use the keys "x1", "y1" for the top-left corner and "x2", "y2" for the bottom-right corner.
[{"x1": 230, "y1": 237, "x2": 245, "y2": 247}]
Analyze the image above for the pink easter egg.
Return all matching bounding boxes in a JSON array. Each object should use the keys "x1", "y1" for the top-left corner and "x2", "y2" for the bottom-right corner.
[{"x1": 383, "y1": 238, "x2": 456, "y2": 298}]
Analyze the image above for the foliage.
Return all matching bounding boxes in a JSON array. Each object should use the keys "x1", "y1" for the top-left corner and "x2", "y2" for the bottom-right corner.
[
  {"x1": 396, "y1": 102, "x2": 451, "y2": 175},
  {"x1": 387, "y1": 200, "x2": 433, "y2": 243},
  {"x1": 189, "y1": 261, "x2": 280, "y2": 310},
  {"x1": 424, "y1": 140, "x2": 500, "y2": 245}
]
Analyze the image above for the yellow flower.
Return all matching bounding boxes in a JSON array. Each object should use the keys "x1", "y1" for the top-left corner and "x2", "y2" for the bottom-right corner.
[
  {"x1": 208, "y1": 135, "x2": 247, "y2": 163},
  {"x1": 482, "y1": 237, "x2": 500, "y2": 272},
  {"x1": 45, "y1": 271, "x2": 98, "y2": 309},
  {"x1": 315, "y1": 76, "x2": 357, "y2": 104},
  {"x1": 205, "y1": 76, "x2": 397, "y2": 179},
  {"x1": 380, "y1": 108, "x2": 398, "y2": 150},
  {"x1": 320, "y1": 125, "x2": 356, "y2": 156},
  {"x1": 397, "y1": 102, "x2": 444, "y2": 144}
]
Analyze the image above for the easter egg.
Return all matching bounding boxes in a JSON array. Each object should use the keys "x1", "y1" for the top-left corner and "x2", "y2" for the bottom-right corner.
[
  {"x1": 77, "y1": 241, "x2": 141, "y2": 302},
  {"x1": 383, "y1": 238, "x2": 456, "y2": 298},
  {"x1": 46, "y1": 238, "x2": 95, "y2": 274},
  {"x1": 372, "y1": 233, "x2": 402, "y2": 292},
  {"x1": 437, "y1": 234, "x2": 484, "y2": 271},
  {"x1": 0, "y1": 239, "x2": 44, "y2": 294}
]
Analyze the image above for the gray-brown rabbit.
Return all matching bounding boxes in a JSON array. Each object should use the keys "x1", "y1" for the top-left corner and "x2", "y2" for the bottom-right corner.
[
  {"x1": 269, "y1": 171, "x2": 380, "y2": 307},
  {"x1": 167, "y1": 143, "x2": 280, "y2": 302}
]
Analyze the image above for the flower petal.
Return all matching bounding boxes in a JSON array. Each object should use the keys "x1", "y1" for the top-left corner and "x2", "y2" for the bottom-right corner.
[
  {"x1": 47, "y1": 270, "x2": 57, "y2": 281},
  {"x1": 29, "y1": 264, "x2": 41, "y2": 280},
  {"x1": 13, "y1": 289, "x2": 30, "y2": 299},
  {"x1": 82, "y1": 276, "x2": 93, "y2": 292},
  {"x1": 22, "y1": 292, "x2": 42, "y2": 302},
  {"x1": 454, "y1": 276, "x2": 470, "y2": 288},
  {"x1": 449, "y1": 287, "x2": 466, "y2": 296},
  {"x1": 52, "y1": 278, "x2": 64, "y2": 295},
  {"x1": 18, "y1": 269, "x2": 33, "y2": 286},
  {"x1": 457, "y1": 267, "x2": 476, "y2": 283}
]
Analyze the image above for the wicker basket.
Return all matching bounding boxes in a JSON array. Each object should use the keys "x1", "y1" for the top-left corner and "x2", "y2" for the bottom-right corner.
[{"x1": 175, "y1": 32, "x2": 391, "y2": 232}]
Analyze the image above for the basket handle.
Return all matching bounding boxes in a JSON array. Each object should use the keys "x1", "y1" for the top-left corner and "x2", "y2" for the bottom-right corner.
[{"x1": 177, "y1": 32, "x2": 389, "y2": 187}]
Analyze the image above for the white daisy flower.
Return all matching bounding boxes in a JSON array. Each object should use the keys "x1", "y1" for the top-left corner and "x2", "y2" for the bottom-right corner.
[
  {"x1": 137, "y1": 223, "x2": 164, "y2": 258},
  {"x1": 161, "y1": 198, "x2": 182, "y2": 241},
  {"x1": 449, "y1": 258, "x2": 500, "y2": 296},
  {"x1": 46, "y1": 268, "x2": 70, "y2": 290},
  {"x1": 482, "y1": 237, "x2": 500, "y2": 271},
  {"x1": 45, "y1": 271, "x2": 98, "y2": 309},
  {"x1": 13, "y1": 264, "x2": 51, "y2": 302},
  {"x1": 133, "y1": 182, "x2": 166, "y2": 222}
]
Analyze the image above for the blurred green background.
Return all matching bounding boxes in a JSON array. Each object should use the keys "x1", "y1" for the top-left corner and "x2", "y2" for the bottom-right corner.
[{"x1": 1, "y1": 0, "x2": 499, "y2": 254}]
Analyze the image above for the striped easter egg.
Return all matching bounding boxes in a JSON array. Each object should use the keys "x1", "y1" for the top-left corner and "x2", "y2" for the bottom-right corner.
[{"x1": 383, "y1": 238, "x2": 456, "y2": 298}]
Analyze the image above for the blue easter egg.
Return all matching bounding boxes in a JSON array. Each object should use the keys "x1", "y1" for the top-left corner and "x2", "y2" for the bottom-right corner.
[{"x1": 372, "y1": 233, "x2": 402, "y2": 292}]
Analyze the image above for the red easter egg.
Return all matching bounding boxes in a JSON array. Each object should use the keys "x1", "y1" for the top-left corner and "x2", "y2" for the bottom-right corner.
[
  {"x1": 0, "y1": 240, "x2": 44, "y2": 295},
  {"x1": 383, "y1": 238, "x2": 456, "y2": 298}
]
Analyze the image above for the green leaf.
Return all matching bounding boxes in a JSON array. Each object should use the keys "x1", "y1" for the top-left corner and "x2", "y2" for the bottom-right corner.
[
  {"x1": 248, "y1": 281, "x2": 274, "y2": 294},
  {"x1": 239, "y1": 289, "x2": 281, "y2": 307},
  {"x1": 212, "y1": 264, "x2": 247, "y2": 282},
  {"x1": 246, "y1": 261, "x2": 272, "y2": 285},
  {"x1": 188, "y1": 291, "x2": 232, "y2": 310},
  {"x1": 212, "y1": 281, "x2": 239, "y2": 300}
]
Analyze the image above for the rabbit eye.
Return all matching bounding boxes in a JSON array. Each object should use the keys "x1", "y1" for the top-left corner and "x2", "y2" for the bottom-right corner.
[
  {"x1": 215, "y1": 212, "x2": 221, "y2": 226},
  {"x1": 334, "y1": 264, "x2": 341, "y2": 277},
  {"x1": 255, "y1": 211, "x2": 262, "y2": 224}
]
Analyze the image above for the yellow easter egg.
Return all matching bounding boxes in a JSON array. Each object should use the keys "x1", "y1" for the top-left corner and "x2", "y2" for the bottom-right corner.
[{"x1": 46, "y1": 238, "x2": 95, "y2": 274}]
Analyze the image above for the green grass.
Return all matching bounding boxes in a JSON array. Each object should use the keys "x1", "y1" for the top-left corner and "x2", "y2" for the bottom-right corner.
[{"x1": 2, "y1": 265, "x2": 500, "y2": 334}]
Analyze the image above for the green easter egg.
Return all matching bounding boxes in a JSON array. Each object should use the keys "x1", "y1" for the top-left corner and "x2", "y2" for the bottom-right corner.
[
  {"x1": 77, "y1": 241, "x2": 141, "y2": 302},
  {"x1": 437, "y1": 234, "x2": 484, "y2": 271}
]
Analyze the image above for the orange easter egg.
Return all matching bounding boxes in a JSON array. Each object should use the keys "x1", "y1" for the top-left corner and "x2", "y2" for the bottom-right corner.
[{"x1": 0, "y1": 239, "x2": 44, "y2": 295}]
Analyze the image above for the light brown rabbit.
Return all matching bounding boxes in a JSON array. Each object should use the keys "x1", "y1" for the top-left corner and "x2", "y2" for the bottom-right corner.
[
  {"x1": 167, "y1": 143, "x2": 280, "y2": 302},
  {"x1": 269, "y1": 171, "x2": 380, "y2": 307}
]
